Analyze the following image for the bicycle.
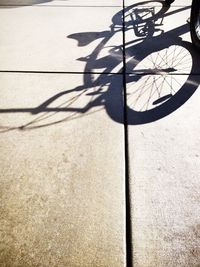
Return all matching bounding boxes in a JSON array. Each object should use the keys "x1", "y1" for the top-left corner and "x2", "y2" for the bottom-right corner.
[{"x1": 165, "y1": 0, "x2": 200, "y2": 50}]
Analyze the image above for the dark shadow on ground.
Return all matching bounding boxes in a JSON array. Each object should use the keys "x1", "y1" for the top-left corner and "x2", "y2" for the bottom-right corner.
[{"x1": 0, "y1": 0, "x2": 199, "y2": 131}]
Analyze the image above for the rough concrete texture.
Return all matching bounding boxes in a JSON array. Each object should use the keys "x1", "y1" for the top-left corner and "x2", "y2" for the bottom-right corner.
[
  {"x1": 128, "y1": 83, "x2": 200, "y2": 266},
  {"x1": 0, "y1": 73, "x2": 125, "y2": 267},
  {"x1": 1, "y1": 0, "x2": 200, "y2": 266},
  {"x1": 126, "y1": 0, "x2": 200, "y2": 266},
  {"x1": 0, "y1": 4, "x2": 125, "y2": 266}
]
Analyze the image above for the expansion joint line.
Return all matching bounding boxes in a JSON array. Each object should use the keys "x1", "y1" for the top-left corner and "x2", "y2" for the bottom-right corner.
[{"x1": 122, "y1": 1, "x2": 133, "y2": 267}]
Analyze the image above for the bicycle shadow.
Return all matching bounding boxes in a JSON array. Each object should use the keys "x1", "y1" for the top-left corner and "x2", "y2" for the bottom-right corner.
[
  {"x1": 0, "y1": 0, "x2": 199, "y2": 131},
  {"x1": 76, "y1": 1, "x2": 200, "y2": 125}
]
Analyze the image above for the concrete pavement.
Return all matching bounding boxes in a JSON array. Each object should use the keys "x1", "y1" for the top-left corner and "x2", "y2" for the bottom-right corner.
[
  {"x1": 0, "y1": 0, "x2": 200, "y2": 266},
  {"x1": 125, "y1": 0, "x2": 200, "y2": 266},
  {"x1": 0, "y1": 2, "x2": 125, "y2": 267}
]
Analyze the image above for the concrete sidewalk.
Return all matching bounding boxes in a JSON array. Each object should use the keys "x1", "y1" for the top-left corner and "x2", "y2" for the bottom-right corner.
[{"x1": 0, "y1": 0, "x2": 200, "y2": 266}]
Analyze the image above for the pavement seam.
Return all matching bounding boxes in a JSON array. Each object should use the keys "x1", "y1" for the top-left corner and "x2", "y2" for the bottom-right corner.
[
  {"x1": 0, "y1": 70, "x2": 123, "y2": 75},
  {"x1": 123, "y1": 1, "x2": 133, "y2": 267}
]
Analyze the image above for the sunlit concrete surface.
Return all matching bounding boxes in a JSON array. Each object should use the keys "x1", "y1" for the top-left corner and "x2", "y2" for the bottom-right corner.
[
  {"x1": 0, "y1": 1, "x2": 125, "y2": 266},
  {"x1": 128, "y1": 78, "x2": 200, "y2": 266},
  {"x1": 0, "y1": 0, "x2": 122, "y2": 6},
  {"x1": 0, "y1": 73, "x2": 125, "y2": 267},
  {"x1": 0, "y1": 5, "x2": 122, "y2": 72},
  {"x1": 126, "y1": 0, "x2": 200, "y2": 266},
  {"x1": 1, "y1": 0, "x2": 200, "y2": 266}
]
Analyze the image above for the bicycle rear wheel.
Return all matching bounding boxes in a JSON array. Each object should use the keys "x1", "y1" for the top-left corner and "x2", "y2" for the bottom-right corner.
[{"x1": 190, "y1": 0, "x2": 200, "y2": 50}]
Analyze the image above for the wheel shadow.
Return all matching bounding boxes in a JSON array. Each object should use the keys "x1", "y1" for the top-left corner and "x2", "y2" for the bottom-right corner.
[{"x1": 121, "y1": 2, "x2": 200, "y2": 124}]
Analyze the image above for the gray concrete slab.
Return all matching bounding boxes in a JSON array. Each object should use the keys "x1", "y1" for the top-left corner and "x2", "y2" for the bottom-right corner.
[
  {"x1": 44, "y1": 0, "x2": 122, "y2": 6},
  {"x1": 0, "y1": 6, "x2": 123, "y2": 72},
  {"x1": 0, "y1": 0, "x2": 122, "y2": 7},
  {"x1": 1, "y1": 0, "x2": 200, "y2": 266},
  {"x1": 127, "y1": 75, "x2": 200, "y2": 266},
  {"x1": 0, "y1": 72, "x2": 125, "y2": 267},
  {"x1": 125, "y1": 1, "x2": 200, "y2": 266}
]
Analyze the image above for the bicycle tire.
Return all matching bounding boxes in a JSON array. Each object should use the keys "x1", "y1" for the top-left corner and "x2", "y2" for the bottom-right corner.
[{"x1": 190, "y1": 0, "x2": 200, "y2": 50}]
